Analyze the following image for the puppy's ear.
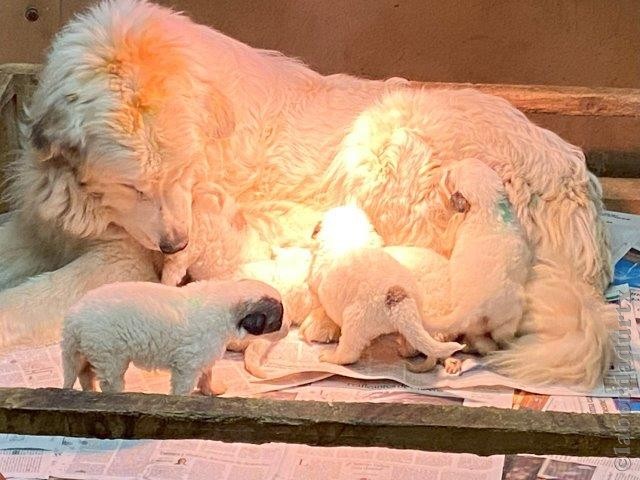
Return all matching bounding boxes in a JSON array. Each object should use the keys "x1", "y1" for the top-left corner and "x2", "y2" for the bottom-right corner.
[
  {"x1": 311, "y1": 221, "x2": 322, "y2": 239},
  {"x1": 450, "y1": 191, "x2": 470, "y2": 213}
]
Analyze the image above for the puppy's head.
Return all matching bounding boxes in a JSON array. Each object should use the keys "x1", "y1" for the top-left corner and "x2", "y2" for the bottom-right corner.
[
  {"x1": 441, "y1": 159, "x2": 505, "y2": 212},
  {"x1": 222, "y1": 279, "x2": 284, "y2": 337}
]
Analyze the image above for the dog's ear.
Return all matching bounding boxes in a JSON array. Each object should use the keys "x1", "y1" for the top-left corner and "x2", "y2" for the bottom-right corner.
[
  {"x1": 31, "y1": 161, "x2": 107, "y2": 237},
  {"x1": 28, "y1": 98, "x2": 84, "y2": 162}
]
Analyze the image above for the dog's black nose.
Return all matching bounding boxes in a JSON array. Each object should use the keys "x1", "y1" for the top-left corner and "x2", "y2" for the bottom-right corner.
[{"x1": 159, "y1": 238, "x2": 188, "y2": 254}]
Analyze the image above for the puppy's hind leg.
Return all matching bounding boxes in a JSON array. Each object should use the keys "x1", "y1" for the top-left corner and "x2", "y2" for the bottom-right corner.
[
  {"x1": 393, "y1": 298, "x2": 464, "y2": 360},
  {"x1": 319, "y1": 304, "x2": 373, "y2": 365},
  {"x1": 300, "y1": 307, "x2": 341, "y2": 344}
]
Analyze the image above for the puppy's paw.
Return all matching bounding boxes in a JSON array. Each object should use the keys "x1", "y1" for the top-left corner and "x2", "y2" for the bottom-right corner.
[
  {"x1": 405, "y1": 356, "x2": 437, "y2": 373},
  {"x1": 433, "y1": 331, "x2": 456, "y2": 343},
  {"x1": 198, "y1": 375, "x2": 227, "y2": 396},
  {"x1": 160, "y1": 263, "x2": 187, "y2": 287},
  {"x1": 443, "y1": 357, "x2": 462, "y2": 375},
  {"x1": 319, "y1": 349, "x2": 358, "y2": 365},
  {"x1": 299, "y1": 310, "x2": 340, "y2": 344}
]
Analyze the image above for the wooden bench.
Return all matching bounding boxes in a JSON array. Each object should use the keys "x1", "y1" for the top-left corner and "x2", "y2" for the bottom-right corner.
[{"x1": 1, "y1": 63, "x2": 639, "y2": 457}]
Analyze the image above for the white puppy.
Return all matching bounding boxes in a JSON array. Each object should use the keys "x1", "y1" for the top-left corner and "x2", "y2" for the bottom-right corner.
[
  {"x1": 227, "y1": 246, "x2": 314, "y2": 377},
  {"x1": 62, "y1": 279, "x2": 283, "y2": 395},
  {"x1": 161, "y1": 183, "x2": 249, "y2": 286},
  {"x1": 434, "y1": 159, "x2": 532, "y2": 354},
  {"x1": 309, "y1": 206, "x2": 463, "y2": 367}
]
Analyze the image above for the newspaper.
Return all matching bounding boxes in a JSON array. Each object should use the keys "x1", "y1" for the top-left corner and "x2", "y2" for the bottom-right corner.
[
  {"x1": 251, "y1": 283, "x2": 639, "y2": 398},
  {"x1": 1, "y1": 433, "x2": 639, "y2": 480}
]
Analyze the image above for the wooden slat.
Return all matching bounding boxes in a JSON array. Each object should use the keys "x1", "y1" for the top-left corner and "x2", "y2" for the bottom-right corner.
[
  {"x1": 411, "y1": 81, "x2": 640, "y2": 117},
  {"x1": 0, "y1": 387, "x2": 637, "y2": 457},
  {"x1": 601, "y1": 177, "x2": 640, "y2": 214}
]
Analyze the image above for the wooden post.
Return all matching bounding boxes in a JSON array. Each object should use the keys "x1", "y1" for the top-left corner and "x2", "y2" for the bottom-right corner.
[{"x1": 0, "y1": 387, "x2": 637, "y2": 457}]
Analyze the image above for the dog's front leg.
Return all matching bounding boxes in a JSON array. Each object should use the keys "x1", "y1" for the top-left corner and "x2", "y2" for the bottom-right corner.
[
  {"x1": 0, "y1": 238, "x2": 159, "y2": 351},
  {"x1": 0, "y1": 216, "x2": 65, "y2": 290}
]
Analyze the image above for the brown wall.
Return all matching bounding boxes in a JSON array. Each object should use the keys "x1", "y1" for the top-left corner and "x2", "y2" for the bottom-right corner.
[{"x1": 1, "y1": 0, "x2": 639, "y2": 88}]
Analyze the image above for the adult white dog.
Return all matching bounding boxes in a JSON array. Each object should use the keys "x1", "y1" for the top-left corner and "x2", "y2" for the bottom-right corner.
[{"x1": 0, "y1": 0, "x2": 612, "y2": 387}]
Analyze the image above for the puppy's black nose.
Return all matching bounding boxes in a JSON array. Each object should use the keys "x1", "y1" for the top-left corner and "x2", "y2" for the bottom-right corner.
[
  {"x1": 159, "y1": 238, "x2": 188, "y2": 254},
  {"x1": 239, "y1": 297, "x2": 283, "y2": 335}
]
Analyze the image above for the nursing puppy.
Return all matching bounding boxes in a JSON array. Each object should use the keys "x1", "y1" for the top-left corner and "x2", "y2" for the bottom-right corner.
[
  {"x1": 161, "y1": 183, "x2": 249, "y2": 286},
  {"x1": 419, "y1": 159, "x2": 531, "y2": 363},
  {"x1": 309, "y1": 206, "x2": 463, "y2": 367},
  {"x1": 62, "y1": 279, "x2": 283, "y2": 395}
]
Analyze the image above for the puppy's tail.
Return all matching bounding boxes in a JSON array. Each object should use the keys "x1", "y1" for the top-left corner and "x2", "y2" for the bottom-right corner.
[
  {"x1": 390, "y1": 290, "x2": 464, "y2": 360},
  {"x1": 61, "y1": 324, "x2": 79, "y2": 389},
  {"x1": 485, "y1": 258, "x2": 615, "y2": 390}
]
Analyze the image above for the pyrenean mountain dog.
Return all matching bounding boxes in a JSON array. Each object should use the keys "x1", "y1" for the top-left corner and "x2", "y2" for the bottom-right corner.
[{"x1": 0, "y1": 0, "x2": 612, "y2": 387}]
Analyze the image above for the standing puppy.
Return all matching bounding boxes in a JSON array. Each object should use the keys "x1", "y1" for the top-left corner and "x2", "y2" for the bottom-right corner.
[
  {"x1": 62, "y1": 279, "x2": 283, "y2": 395},
  {"x1": 309, "y1": 206, "x2": 463, "y2": 367}
]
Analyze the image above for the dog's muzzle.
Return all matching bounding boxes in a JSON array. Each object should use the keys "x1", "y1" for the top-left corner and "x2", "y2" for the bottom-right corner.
[{"x1": 159, "y1": 236, "x2": 189, "y2": 254}]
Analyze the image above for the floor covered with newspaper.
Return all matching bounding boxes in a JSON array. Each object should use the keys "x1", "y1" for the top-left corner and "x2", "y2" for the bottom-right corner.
[{"x1": 2, "y1": 210, "x2": 640, "y2": 479}]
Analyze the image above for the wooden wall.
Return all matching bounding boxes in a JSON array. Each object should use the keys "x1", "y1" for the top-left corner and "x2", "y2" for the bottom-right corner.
[{"x1": 1, "y1": 0, "x2": 639, "y2": 88}]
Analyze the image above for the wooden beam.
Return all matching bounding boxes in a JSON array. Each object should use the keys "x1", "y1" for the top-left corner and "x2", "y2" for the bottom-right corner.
[
  {"x1": 601, "y1": 177, "x2": 640, "y2": 214},
  {"x1": 411, "y1": 81, "x2": 640, "y2": 117},
  {"x1": 0, "y1": 387, "x2": 637, "y2": 457}
]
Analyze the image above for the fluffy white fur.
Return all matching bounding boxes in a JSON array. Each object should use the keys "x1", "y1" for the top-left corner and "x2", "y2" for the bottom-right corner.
[
  {"x1": 309, "y1": 206, "x2": 463, "y2": 367},
  {"x1": 486, "y1": 258, "x2": 616, "y2": 389},
  {"x1": 0, "y1": 0, "x2": 612, "y2": 386},
  {"x1": 62, "y1": 279, "x2": 283, "y2": 395},
  {"x1": 437, "y1": 159, "x2": 531, "y2": 351},
  {"x1": 161, "y1": 182, "x2": 249, "y2": 286}
]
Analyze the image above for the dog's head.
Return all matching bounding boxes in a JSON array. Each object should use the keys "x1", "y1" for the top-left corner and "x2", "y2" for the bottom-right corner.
[
  {"x1": 16, "y1": 2, "x2": 235, "y2": 253},
  {"x1": 212, "y1": 279, "x2": 283, "y2": 337}
]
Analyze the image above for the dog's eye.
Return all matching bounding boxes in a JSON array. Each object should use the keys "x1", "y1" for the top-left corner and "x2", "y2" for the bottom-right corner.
[{"x1": 122, "y1": 184, "x2": 147, "y2": 200}]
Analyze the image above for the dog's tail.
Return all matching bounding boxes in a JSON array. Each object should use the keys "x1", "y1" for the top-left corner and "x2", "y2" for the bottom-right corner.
[
  {"x1": 485, "y1": 258, "x2": 615, "y2": 389},
  {"x1": 390, "y1": 288, "x2": 464, "y2": 360}
]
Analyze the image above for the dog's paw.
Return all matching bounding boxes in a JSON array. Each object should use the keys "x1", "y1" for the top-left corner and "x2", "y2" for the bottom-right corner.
[
  {"x1": 443, "y1": 357, "x2": 462, "y2": 375},
  {"x1": 299, "y1": 310, "x2": 340, "y2": 344}
]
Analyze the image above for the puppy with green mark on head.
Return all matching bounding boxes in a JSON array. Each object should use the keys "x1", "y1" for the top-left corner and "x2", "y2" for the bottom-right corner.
[{"x1": 412, "y1": 158, "x2": 532, "y2": 370}]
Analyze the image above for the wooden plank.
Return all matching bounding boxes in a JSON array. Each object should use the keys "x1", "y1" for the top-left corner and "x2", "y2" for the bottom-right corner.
[
  {"x1": 601, "y1": 177, "x2": 640, "y2": 214},
  {"x1": 411, "y1": 81, "x2": 640, "y2": 117},
  {"x1": 0, "y1": 387, "x2": 637, "y2": 457}
]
